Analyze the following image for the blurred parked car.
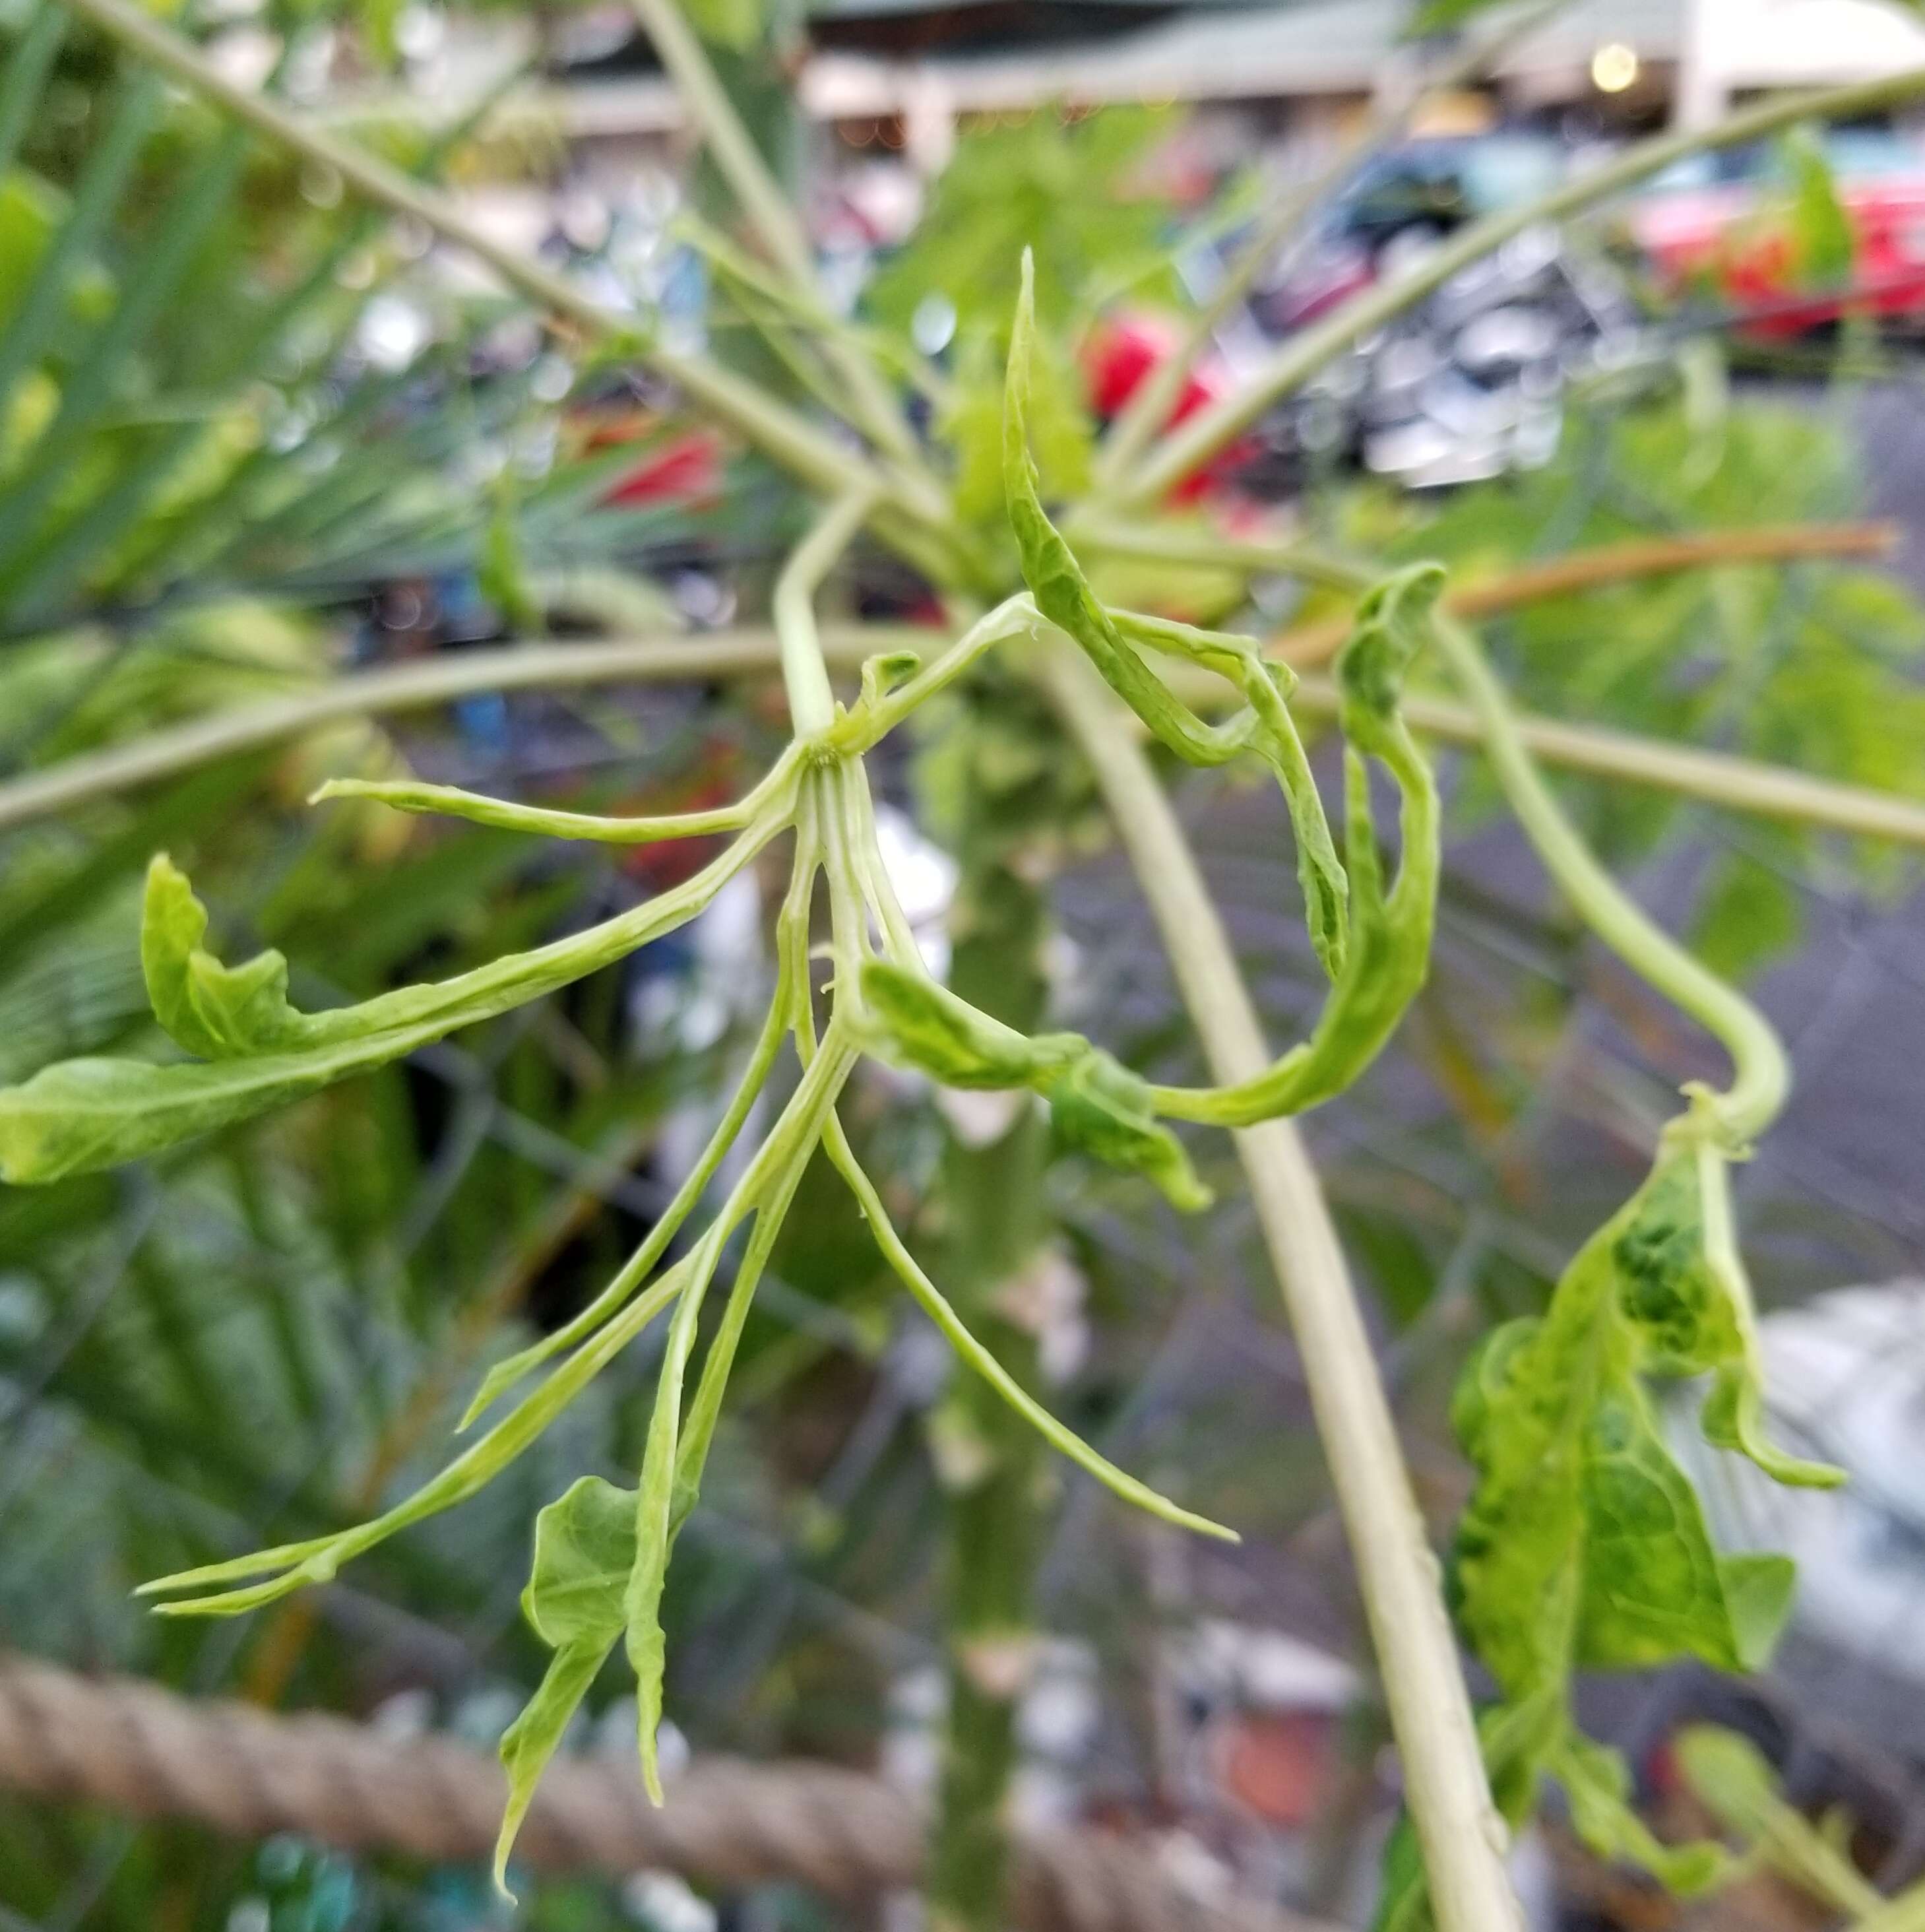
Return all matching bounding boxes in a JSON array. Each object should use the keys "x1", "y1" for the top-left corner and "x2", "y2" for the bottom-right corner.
[
  {"x1": 1252, "y1": 133, "x2": 1571, "y2": 336},
  {"x1": 1140, "y1": 133, "x2": 1644, "y2": 492},
  {"x1": 1628, "y1": 129, "x2": 1925, "y2": 335}
]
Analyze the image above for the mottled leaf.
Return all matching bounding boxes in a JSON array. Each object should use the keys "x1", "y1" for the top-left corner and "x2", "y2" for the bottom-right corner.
[
  {"x1": 1046, "y1": 1052, "x2": 1212, "y2": 1213},
  {"x1": 522, "y1": 1475, "x2": 638, "y2": 1649},
  {"x1": 140, "y1": 853, "x2": 302, "y2": 1058},
  {"x1": 860, "y1": 957, "x2": 1083, "y2": 1088},
  {"x1": 1426, "y1": 1142, "x2": 1841, "y2": 1923}
]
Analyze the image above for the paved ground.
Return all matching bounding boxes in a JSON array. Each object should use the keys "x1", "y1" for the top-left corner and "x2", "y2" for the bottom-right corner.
[{"x1": 1860, "y1": 378, "x2": 1925, "y2": 595}]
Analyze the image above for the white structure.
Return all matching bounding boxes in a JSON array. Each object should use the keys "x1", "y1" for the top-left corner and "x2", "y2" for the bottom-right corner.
[
  {"x1": 1683, "y1": 1281, "x2": 1925, "y2": 1689},
  {"x1": 319, "y1": 1, "x2": 1925, "y2": 167},
  {"x1": 1677, "y1": 0, "x2": 1925, "y2": 126}
]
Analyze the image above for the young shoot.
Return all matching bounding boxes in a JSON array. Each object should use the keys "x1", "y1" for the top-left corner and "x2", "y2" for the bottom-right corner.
[{"x1": 0, "y1": 261, "x2": 1462, "y2": 1884}]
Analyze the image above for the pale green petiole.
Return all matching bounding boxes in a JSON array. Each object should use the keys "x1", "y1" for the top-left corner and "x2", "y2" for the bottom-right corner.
[
  {"x1": 625, "y1": 1016, "x2": 860, "y2": 1801},
  {"x1": 1429, "y1": 614, "x2": 1789, "y2": 1149},
  {"x1": 457, "y1": 931, "x2": 798, "y2": 1428},
  {"x1": 313, "y1": 750, "x2": 802, "y2": 845}
]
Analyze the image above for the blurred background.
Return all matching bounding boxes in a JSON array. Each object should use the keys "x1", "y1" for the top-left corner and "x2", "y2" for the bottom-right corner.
[{"x1": 4, "y1": 1, "x2": 1925, "y2": 1929}]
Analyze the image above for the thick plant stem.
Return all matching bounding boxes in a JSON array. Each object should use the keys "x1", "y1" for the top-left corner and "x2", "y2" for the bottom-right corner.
[
  {"x1": 926, "y1": 676, "x2": 1061, "y2": 1932},
  {"x1": 774, "y1": 488, "x2": 877, "y2": 732},
  {"x1": 15, "y1": 618, "x2": 1925, "y2": 849},
  {"x1": 16, "y1": 622, "x2": 1925, "y2": 849},
  {"x1": 1040, "y1": 646, "x2": 1525, "y2": 1932}
]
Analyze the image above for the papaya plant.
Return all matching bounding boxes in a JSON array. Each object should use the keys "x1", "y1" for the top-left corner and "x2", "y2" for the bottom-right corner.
[{"x1": 8, "y1": 1, "x2": 1925, "y2": 1928}]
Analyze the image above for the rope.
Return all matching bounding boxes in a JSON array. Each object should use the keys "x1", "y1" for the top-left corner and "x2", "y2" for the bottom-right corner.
[{"x1": 0, "y1": 1655, "x2": 1329, "y2": 1932}]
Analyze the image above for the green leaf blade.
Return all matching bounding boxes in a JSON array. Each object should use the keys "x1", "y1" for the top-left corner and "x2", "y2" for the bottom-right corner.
[{"x1": 494, "y1": 1639, "x2": 614, "y2": 1898}]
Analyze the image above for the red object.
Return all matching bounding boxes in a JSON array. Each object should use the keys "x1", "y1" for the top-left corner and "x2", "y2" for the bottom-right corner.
[
  {"x1": 1629, "y1": 170, "x2": 1925, "y2": 335},
  {"x1": 1215, "y1": 1712, "x2": 1336, "y2": 1831},
  {"x1": 1081, "y1": 313, "x2": 1258, "y2": 502},
  {"x1": 602, "y1": 428, "x2": 726, "y2": 507}
]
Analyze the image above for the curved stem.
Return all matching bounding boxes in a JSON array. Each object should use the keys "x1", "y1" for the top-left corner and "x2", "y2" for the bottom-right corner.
[
  {"x1": 1296, "y1": 676, "x2": 1925, "y2": 847},
  {"x1": 14, "y1": 618, "x2": 1925, "y2": 850},
  {"x1": 457, "y1": 938, "x2": 799, "y2": 1428},
  {"x1": 1143, "y1": 720, "x2": 1437, "y2": 1128},
  {"x1": 1430, "y1": 615, "x2": 1788, "y2": 1145},
  {"x1": 1266, "y1": 523, "x2": 1899, "y2": 671},
  {"x1": 832, "y1": 596, "x2": 1042, "y2": 752},
  {"x1": 821, "y1": 1112, "x2": 1234, "y2": 1542},
  {"x1": 0, "y1": 625, "x2": 929, "y2": 834},
  {"x1": 776, "y1": 490, "x2": 879, "y2": 735},
  {"x1": 1040, "y1": 642, "x2": 1524, "y2": 1932},
  {"x1": 1121, "y1": 63, "x2": 1925, "y2": 506}
]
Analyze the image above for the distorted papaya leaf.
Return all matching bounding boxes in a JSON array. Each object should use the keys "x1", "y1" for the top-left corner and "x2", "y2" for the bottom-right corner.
[
  {"x1": 1554, "y1": 1731, "x2": 1729, "y2": 1895},
  {"x1": 1335, "y1": 562, "x2": 1445, "y2": 744},
  {"x1": 0, "y1": 1033, "x2": 435, "y2": 1184},
  {"x1": 0, "y1": 839, "x2": 752, "y2": 1181},
  {"x1": 860, "y1": 958, "x2": 1083, "y2": 1089},
  {"x1": 1003, "y1": 253, "x2": 1350, "y2": 975},
  {"x1": 522, "y1": 1474, "x2": 639, "y2": 1649},
  {"x1": 1701, "y1": 1367, "x2": 1843, "y2": 1493},
  {"x1": 1046, "y1": 1051, "x2": 1212, "y2": 1212},
  {"x1": 1422, "y1": 1142, "x2": 1846, "y2": 1925},
  {"x1": 141, "y1": 854, "x2": 303, "y2": 1058},
  {"x1": 495, "y1": 1476, "x2": 637, "y2": 1895},
  {"x1": 860, "y1": 648, "x2": 922, "y2": 708},
  {"x1": 1453, "y1": 1160, "x2": 1800, "y2": 1699}
]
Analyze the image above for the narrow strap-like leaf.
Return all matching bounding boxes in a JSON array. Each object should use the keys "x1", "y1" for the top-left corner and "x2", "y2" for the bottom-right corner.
[
  {"x1": 623, "y1": 1027, "x2": 855, "y2": 1803},
  {"x1": 140, "y1": 1263, "x2": 687, "y2": 1617},
  {"x1": 315, "y1": 765, "x2": 792, "y2": 845},
  {"x1": 0, "y1": 3, "x2": 68, "y2": 181},
  {"x1": 2, "y1": 81, "x2": 505, "y2": 618},
  {"x1": 823, "y1": 1110, "x2": 1238, "y2": 1544},
  {"x1": 0, "y1": 68, "x2": 162, "y2": 437},
  {"x1": 0, "y1": 124, "x2": 251, "y2": 580}
]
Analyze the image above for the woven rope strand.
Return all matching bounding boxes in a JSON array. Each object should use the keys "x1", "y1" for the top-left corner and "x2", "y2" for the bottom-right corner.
[{"x1": 0, "y1": 1654, "x2": 1327, "y2": 1932}]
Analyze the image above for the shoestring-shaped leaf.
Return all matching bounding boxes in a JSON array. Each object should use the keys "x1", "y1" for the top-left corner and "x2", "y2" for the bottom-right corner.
[{"x1": 1001, "y1": 249, "x2": 1350, "y2": 977}]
